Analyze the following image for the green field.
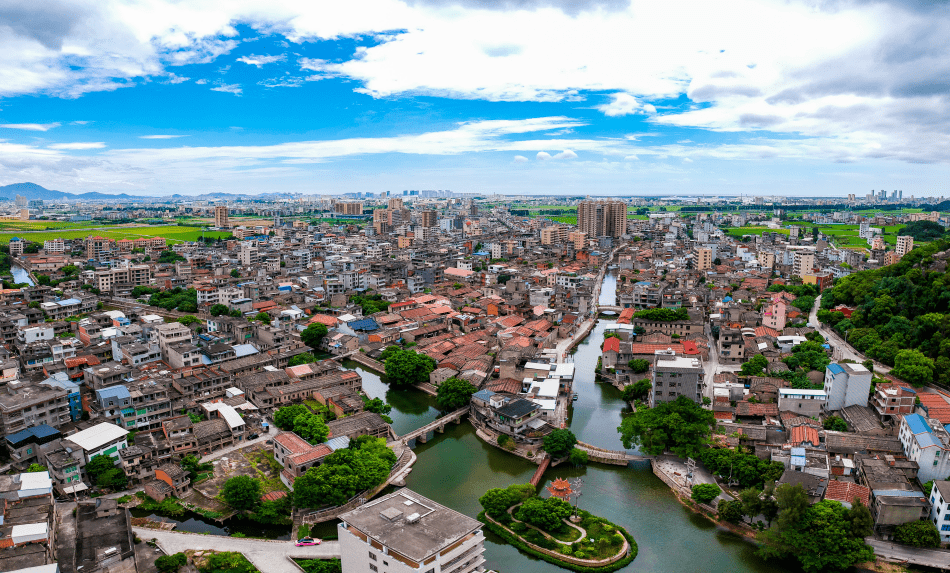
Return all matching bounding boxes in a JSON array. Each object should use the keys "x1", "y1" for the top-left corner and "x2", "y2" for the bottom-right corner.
[
  {"x1": 724, "y1": 226, "x2": 790, "y2": 237},
  {"x1": 724, "y1": 222, "x2": 912, "y2": 249},
  {"x1": 0, "y1": 226, "x2": 233, "y2": 245},
  {"x1": 0, "y1": 220, "x2": 108, "y2": 232}
]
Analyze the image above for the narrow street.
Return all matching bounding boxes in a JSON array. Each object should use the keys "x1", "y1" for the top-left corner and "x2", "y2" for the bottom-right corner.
[
  {"x1": 135, "y1": 528, "x2": 341, "y2": 573},
  {"x1": 865, "y1": 538, "x2": 950, "y2": 569},
  {"x1": 810, "y1": 295, "x2": 891, "y2": 374}
]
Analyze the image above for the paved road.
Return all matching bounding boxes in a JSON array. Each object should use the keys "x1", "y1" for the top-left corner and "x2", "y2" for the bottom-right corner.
[
  {"x1": 810, "y1": 295, "x2": 892, "y2": 374},
  {"x1": 866, "y1": 538, "x2": 950, "y2": 568},
  {"x1": 134, "y1": 528, "x2": 341, "y2": 573}
]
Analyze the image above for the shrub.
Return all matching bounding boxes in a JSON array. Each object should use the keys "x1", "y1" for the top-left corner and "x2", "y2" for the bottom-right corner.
[
  {"x1": 155, "y1": 553, "x2": 187, "y2": 573},
  {"x1": 574, "y1": 551, "x2": 586, "y2": 559}
]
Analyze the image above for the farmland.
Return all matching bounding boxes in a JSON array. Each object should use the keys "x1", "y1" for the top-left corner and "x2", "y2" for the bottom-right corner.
[
  {"x1": 724, "y1": 226, "x2": 790, "y2": 237},
  {"x1": 724, "y1": 223, "x2": 910, "y2": 249},
  {"x1": 0, "y1": 226, "x2": 233, "y2": 245}
]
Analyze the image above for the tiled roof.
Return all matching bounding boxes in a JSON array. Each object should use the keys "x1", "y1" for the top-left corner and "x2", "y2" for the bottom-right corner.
[
  {"x1": 824, "y1": 480, "x2": 871, "y2": 507},
  {"x1": 289, "y1": 444, "x2": 333, "y2": 465},
  {"x1": 274, "y1": 431, "x2": 312, "y2": 455},
  {"x1": 789, "y1": 425, "x2": 820, "y2": 446},
  {"x1": 602, "y1": 337, "x2": 620, "y2": 353},
  {"x1": 735, "y1": 401, "x2": 779, "y2": 416}
]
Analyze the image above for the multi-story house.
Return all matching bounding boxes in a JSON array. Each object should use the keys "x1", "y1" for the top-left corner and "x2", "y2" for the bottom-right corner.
[
  {"x1": 823, "y1": 362, "x2": 872, "y2": 411},
  {"x1": 0, "y1": 379, "x2": 71, "y2": 442},
  {"x1": 651, "y1": 353, "x2": 704, "y2": 406},
  {"x1": 898, "y1": 413, "x2": 950, "y2": 483},
  {"x1": 870, "y1": 383, "x2": 916, "y2": 422},
  {"x1": 930, "y1": 481, "x2": 950, "y2": 544}
]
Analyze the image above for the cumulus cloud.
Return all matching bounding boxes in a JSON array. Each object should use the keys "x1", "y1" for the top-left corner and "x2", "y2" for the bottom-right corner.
[
  {"x1": 139, "y1": 135, "x2": 189, "y2": 139},
  {"x1": 536, "y1": 151, "x2": 552, "y2": 160},
  {"x1": 552, "y1": 149, "x2": 577, "y2": 159},
  {"x1": 596, "y1": 93, "x2": 641, "y2": 116},
  {"x1": 513, "y1": 155, "x2": 529, "y2": 162},
  {"x1": 236, "y1": 54, "x2": 285, "y2": 67},
  {"x1": 0, "y1": 123, "x2": 61, "y2": 131},
  {"x1": 47, "y1": 142, "x2": 106, "y2": 150}
]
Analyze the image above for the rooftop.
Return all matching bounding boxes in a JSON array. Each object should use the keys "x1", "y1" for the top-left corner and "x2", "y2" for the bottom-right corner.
[{"x1": 65, "y1": 422, "x2": 128, "y2": 452}]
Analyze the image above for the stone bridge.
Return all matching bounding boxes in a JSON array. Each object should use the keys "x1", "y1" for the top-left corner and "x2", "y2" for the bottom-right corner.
[
  {"x1": 597, "y1": 305, "x2": 623, "y2": 313},
  {"x1": 576, "y1": 441, "x2": 652, "y2": 467},
  {"x1": 394, "y1": 407, "x2": 468, "y2": 445}
]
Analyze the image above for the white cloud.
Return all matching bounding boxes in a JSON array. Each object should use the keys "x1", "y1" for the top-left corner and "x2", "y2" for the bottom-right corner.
[
  {"x1": 624, "y1": 154, "x2": 639, "y2": 160},
  {"x1": 512, "y1": 155, "x2": 529, "y2": 163},
  {"x1": 596, "y1": 93, "x2": 641, "y2": 117},
  {"x1": 194, "y1": 79, "x2": 208, "y2": 85},
  {"x1": 553, "y1": 149, "x2": 577, "y2": 159},
  {"x1": 139, "y1": 135, "x2": 189, "y2": 139},
  {"x1": 48, "y1": 142, "x2": 106, "y2": 150},
  {"x1": 682, "y1": 157, "x2": 693, "y2": 163},
  {"x1": 210, "y1": 83, "x2": 242, "y2": 95},
  {"x1": 536, "y1": 151, "x2": 552, "y2": 160},
  {"x1": 237, "y1": 54, "x2": 285, "y2": 67},
  {"x1": 71, "y1": 120, "x2": 91, "y2": 125},
  {"x1": 0, "y1": 123, "x2": 61, "y2": 131}
]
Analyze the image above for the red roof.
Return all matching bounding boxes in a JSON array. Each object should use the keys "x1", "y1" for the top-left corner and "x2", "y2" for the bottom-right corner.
[
  {"x1": 602, "y1": 337, "x2": 620, "y2": 353},
  {"x1": 261, "y1": 490, "x2": 288, "y2": 502},
  {"x1": 274, "y1": 432, "x2": 312, "y2": 455},
  {"x1": 824, "y1": 480, "x2": 871, "y2": 507},
  {"x1": 714, "y1": 411, "x2": 734, "y2": 421},
  {"x1": 681, "y1": 340, "x2": 699, "y2": 355},
  {"x1": 289, "y1": 444, "x2": 333, "y2": 465},
  {"x1": 789, "y1": 425, "x2": 820, "y2": 446}
]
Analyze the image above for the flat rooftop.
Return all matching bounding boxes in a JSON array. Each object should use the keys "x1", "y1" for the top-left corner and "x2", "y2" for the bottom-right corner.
[{"x1": 340, "y1": 489, "x2": 481, "y2": 562}]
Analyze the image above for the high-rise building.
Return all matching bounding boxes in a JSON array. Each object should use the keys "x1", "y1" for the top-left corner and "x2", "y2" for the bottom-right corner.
[
  {"x1": 85, "y1": 236, "x2": 114, "y2": 261},
  {"x1": 14, "y1": 195, "x2": 27, "y2": 208},
  {"x1": 577, "y1": 201, "x2": 627, "y2": 238},
  {"x1": 695, "y1": 247, "x2": 712, "y2": 271},
  {"x1": 214, "y1": 205, "x2": 230, "y2": 229},
  {"x1": 569, "y1": 231, "x2": 587, "y2": 251},
  {"x1": 419, "y1": 210, "x2": 437, "y2": 228},
  {"x1": 334, "y1": 202, "x2": 363, "y2": 215},
  {"x1": 793, "y1": 252, "x2": 815, "y2": 278},
  {"x1": 339, "y1": 489, "x2": 485, "y2": 573},
  {"x1": 896, "y1": 235, "x2": 914, "y2": 258},
  {"x1": 388, "y1": 197, "x2": 404, "y2": 210},
  {"x1": 540, "y1": 226, "x2": 568, "y2": 245}
]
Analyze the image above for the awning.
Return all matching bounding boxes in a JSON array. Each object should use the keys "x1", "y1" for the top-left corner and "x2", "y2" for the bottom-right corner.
[{"x1": 61, "y1": 483, "x2": 89, "y2": 495}]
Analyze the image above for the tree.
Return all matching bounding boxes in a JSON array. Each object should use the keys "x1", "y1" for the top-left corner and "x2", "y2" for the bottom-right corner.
[
  {"x1": 740, "y1": 354, "x2": 768, "y2": 377},
  {"x1": 517, "y1": 496, "x2": 572, "y2": 532},
  {"x1": 273, "y1": 404, "x2": 309, "y2": 431},
  {"x1": 569, "y1": 448, "x2": 588, "y2": 466},
  {"x1": 158, "y1": 250, "x2": 186, "y2": 264},
  {"x1": 384, "y1": 349, "x2": 436, "y2": 386},
  {"x1": 254, "y1": 312, "x2": 271, "y2": 325},
  {"x1": 221, "y1": 475, "x2": 261, "y2": 512},
  {"x1": 86, "y1": 455, "x2": 127, "y2": 490},
  {"x1": 363, "y1": 397, "x2": 392, "y2": 416},
  {"x1": 621, "y1": 379, "x2": 651, "y2": 402},
  {"x1": 894, "y1": 519, "x2": 941, "y2": 548},
  {"x1": 543, "y1": 429, "x2": 577, "y2": 459},
  {"x1": 209, "y1": 304, "x2": 229, "y2": 317},
  {"x1": 230, "y1": 269, "x2": 240, "y2": 278},
  {"x1": 479, "y1": 484, "x2": 535, "y2": 518},
  {"x1": 713, "y1": 258, "x2": 722, "y2": 265},
  {"x1": 848, "y1": 499, "x2": 874, "y2": 539},
  {"x1": 288, "y1": 353, "x2": 317, "y2": 367},
  {"x1": 177, "y1": 315, "x2": 200, "y2": 326},
  {"x1": 301, "y1": 323, "x2": 329, "y2": 350},
  {"x1": 738, "y1": 487, "x2": 763, "y2": 519},
  {"x1": 892, "y1": 349, "x2": 935, "y2": 387},
  {"x1": 229, "y1": 309, "x2": 243, "y2": 318},
  {"x1": 435, "y1": 377, "x2": 477, "y2": 410},
  {"x1": 627, "y1": 359, "x2": 649, "y2": 373},
  {"x1": 822, "y1": 416, "x2": 848, "y2": 431},
  {"x1": 691, "y1": 483, "x2": 721, "y2": 504},
  {"x1": 618, "y1": 396, "x2": 714, "y2": 458},
  {"x1": 181, "y1": 455, "x2": 212, "y2": 481},
  {"x1": 26, "y1": 463, "x2": 47, "y2": 473},
  {"x1": 293, "y1": 437, "x2": 396, "y2": 509},
  {"x1": 293, "y1": 412, "x2": 329, "y2": 444},
  {"x1": 718, "y1": 500, "x2": 745, "y2": 523},
  {"x1": 155, "y1": 553, "x2": 188, "y2": 573}
]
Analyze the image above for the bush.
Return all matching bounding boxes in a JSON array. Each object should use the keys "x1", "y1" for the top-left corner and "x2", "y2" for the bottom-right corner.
[
  {"x1": 894, "y1": 519, "x2": 941, "y2": 548},
  {"x1": 691, "y1": 483, "x2": 721, "y2": 505},
  {"x1": 155, "y1": 553, "x2": 187, "y2": 573}
]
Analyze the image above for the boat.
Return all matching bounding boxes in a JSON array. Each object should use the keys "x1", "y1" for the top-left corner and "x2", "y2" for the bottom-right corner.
[{"x1": 572, "y1": 393, "x2": 579, "y2": 401}]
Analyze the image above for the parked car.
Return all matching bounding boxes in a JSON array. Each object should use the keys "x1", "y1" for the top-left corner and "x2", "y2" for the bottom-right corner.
[
  {"x1": 295, "y1": 537, "x2": 321, "y2": 547},
  {"x1": 248, "y1": 433, "x2": 259, "y2": 440},
  {"x1": 265, "y1": 439, "x2": 273, "y2": 445}
]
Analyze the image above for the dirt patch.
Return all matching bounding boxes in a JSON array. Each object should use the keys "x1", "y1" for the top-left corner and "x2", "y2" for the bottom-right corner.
[{"x1": 194, "y1": 443, "x2": 289, "y2": 510}]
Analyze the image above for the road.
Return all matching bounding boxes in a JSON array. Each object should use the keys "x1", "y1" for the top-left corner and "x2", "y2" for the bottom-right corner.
[
  {"x1": 135, "y1": 528, "x2": 341, "y2": 573},
  {"x1": 810, "y1": 295, "x2": 891, "y2": 374},
  {"x1": 866, "y1": 538, "x2": 950, "y2": 568},
  {"x1": 701, "y1": 323, "x2": 741, "y2": 405}
]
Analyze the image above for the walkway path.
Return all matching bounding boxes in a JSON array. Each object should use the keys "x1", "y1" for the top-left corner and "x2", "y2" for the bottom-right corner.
[
  {"x1": 810, "y1": 295, "x2": 892, "y2": 374},
  {"x1": 507, "y1": 504, "x2": 588, "y2": 546},
  {"x1": 866, "y1": 538, "x2": 950, "y2": 569},
  {"x1": 134, "y1": 528, "x2": 341, "y2": 573}
]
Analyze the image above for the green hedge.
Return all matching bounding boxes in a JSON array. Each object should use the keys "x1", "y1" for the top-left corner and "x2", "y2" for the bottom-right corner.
[{"x1": 478, "y1": 512, "x2": 637, "y2": 573}]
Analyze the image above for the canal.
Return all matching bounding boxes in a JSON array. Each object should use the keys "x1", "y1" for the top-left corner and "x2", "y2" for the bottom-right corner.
[{"x1": 10, "y1": 264, "x2": 34, "y2": 286}]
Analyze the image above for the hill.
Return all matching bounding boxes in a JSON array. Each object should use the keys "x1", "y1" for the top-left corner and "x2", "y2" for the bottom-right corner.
[
  {"x1": 820, "y1": 239, "x2": 950, "y2": 386},
  {"x1": 0, "y1": 182, "x2": 141, "y2": 201}
]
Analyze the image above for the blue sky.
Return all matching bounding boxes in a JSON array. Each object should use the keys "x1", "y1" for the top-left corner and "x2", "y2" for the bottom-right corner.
[{"x1": 1, "y1": 0, "x2": 950, "y2": 197}]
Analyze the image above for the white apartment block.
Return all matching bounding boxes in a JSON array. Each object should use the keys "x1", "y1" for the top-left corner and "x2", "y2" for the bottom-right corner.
[
  {"x1": 899, "y1": 413, "x2": 950, "y2": 483},
  {"x1": 930, "y1": 481, "x2": 950, "y2": 543},
  {"x1": 793, "y1": 251, "x2": 815, "y2": 279},
  {"x1": 339, "y1": 489, "x2": 485, "y2": 573},
  {"x1": 43, "y1": 239, "x2": 65, "y2": 253},
  {"x1": 823, "y1": 362, "x2": 872, "y2": 411},
  {"x1": 896, "y1": 235, "x2": 914, "y2": 258}
]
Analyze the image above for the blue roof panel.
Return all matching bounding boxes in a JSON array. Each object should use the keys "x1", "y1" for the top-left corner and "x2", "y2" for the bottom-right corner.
[
  {"x1": 348, "y1": 318, "x2": 379, "y2": 331},
  {"x1": 826, "y1": 363, "x2": 845, "y2": 375},
  {"x1": 905, "y1": 413, "x2": 931, "y2": 435},
  {"x1": 96, "y1": 386, "x2": 131, "y2": 400},
  {"x1": 915, "y1": 432, "x2": 942, "y2": 448}
]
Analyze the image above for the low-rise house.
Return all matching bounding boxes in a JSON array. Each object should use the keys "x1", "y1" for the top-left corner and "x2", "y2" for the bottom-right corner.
[
  {"x1": 871, "y1": 488, "x2": 930, "y2": 538},
  {"x1": 63, "y1": 422, "x2": 129, "y2": 463},
  {"x1": 777, "y1": 388, "x2": 827, "y2": 417}
]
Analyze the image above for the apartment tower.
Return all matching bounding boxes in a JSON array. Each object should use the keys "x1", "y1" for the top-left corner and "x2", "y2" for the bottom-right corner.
[
  {"x1": 214, "y1": 205, "x2": 230, "y2": 229},
  {"x1": 577, "y1": 200, "x2": 627, "y2": 238}
]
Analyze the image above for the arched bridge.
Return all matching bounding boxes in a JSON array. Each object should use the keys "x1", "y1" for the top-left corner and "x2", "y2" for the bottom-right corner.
[
  {"x1": 576, "y1": 441, "x2": 652, "y2": 466},
  {"x1": 394, "y1": 407, "x2": 468, "y2": 445},
  {"x1": 597, "y1": 305, "x2": 623, "y2": 313}
]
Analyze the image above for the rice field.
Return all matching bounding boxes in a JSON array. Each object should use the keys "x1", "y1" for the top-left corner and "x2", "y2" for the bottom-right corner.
[
  {"x1": 0, "y1": 226, "x2": 233, "y2": 245},
  {"x1": 0, "y1": 220, "x2": 106, "y2": 231},
  {"x1": 724, "y1": 226, "x2": 791, "y2": 237}
]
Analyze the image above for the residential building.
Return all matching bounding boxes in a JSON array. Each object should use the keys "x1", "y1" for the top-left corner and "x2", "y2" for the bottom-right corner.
[
  {"x1": 823, "y1": 362, "x2": 872, "y2": 411},
  {"x1": 85, "y1": 235, "x2": 114, "y2": 261},
  {"x1": 63, "y1": 422, "x2": 129, "y2": 463},
  {"x1": 650, "y1": 353, "x2": 703, "y2": 406},
  {"x1": 335, "y1": 202, "x2": 363, "y2": 215},
  {"x1": 214, "y1": 205, "x2": 230, "y2": 228},
  {"x1": 338, "y1": 489, "x2": 486, "y2": 573},
  {"x1": 420, "y1": 210, "x2": 438, "y2": 227},
  {"x1": 898, "y1": 413, "x2": 950, "y2": 483},
  {"x1": 896, "y1": 235, "x2": 914, "y2": 258},
  {"x1": 540, "y1": 226, "x2": 568, "y2": 245},
  {"x1": 43, "y1": 239, "x2": 65, "y2": 253},
  {"x1": 870, "y1": 383, "x2": 916, "y2": 421},
  {"x1": 777, "y1": 388, "x2": 827, "y2": 417},
  {"x1": 0, "y1": 379, "x2": 71, "y2": 442},
  {"x1": 695, "y1": 247, "x2": 712, "y2": 271},
  {"x1": 930, "y1": 481, "x2": 950, "y2": 543},
  {"x1": 577, "y1": 200, "x2": 627, "y2": 238},
  {"x1": 793, "y1": 252, "x2": 815, "y2": 278}
]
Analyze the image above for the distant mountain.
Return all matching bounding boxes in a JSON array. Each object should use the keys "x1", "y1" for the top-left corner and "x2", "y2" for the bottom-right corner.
[{"x1": 0, "y1": 182, "x2": 141, "y2": 201}]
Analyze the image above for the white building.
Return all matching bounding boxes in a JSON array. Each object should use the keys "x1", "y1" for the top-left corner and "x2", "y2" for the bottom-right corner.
[
  {"x1": 823, "y1": 362, "x2": 872, "y2": 411},
  {"x1": 930, "y1": 481, "x2": 950, "y2": 543},
  {"x1": 898, "y1": 413, "x2": 950, "y2": 484},
  {"x1": 339, "y1": 489, "x2": 485, "y2": 573},
  {"x1": 64, "y1": 422, "x2": 129, "y2": 463}
]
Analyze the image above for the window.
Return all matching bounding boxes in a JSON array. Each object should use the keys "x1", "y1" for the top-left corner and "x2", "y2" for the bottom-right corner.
[
  {"x1": 368, "y1": 553, "x2": 376, "y2": 561},
  {"x1": 943, "y1": 524, "x2": 950, "y2": 532},
  {"x1": 369, "y1": 565, "x2": 378, "y2": 573}
]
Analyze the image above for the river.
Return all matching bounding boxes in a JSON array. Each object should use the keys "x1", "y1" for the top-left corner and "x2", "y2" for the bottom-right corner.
[{"x1": 10, "y1": 264, "x2": 34, "y2": 286}]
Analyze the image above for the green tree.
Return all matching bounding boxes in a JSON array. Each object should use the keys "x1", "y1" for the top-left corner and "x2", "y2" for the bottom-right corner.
[
  {"x1": 209, "y1": 304, "x2": 229, "y2": 316},
  {"x1": 762, "y1": 500, "x2": 874, "y2": 572},
  {"x1": 517, "y1": 496, "x2": 572, "y2": 532},
  {"x1": 891, "y1": 349, "x2": 935, "y2": 387},
  {"x1": 479, "y1": 486, "x2": 524, "y2": 518},
  {"x1": 740, "y1": 354, "x2": 768, "y2": 376},
  {"x1": 221, "y1": 475, "x2": 261, "y2": 512},
  {"x1": 627, "y1": 359, "x2": 649, "y2": 373},
  {"x1": 848, "y1": 499, "x2": 874, "y2": 539},
  {"x1": 435, "y1": 377, "x2": 478, "y2": 410},
  {"x1": 293, "y1": 412, "x2": 329, "y2": 444},
  {"x1": 155, "y1": 553, "x2": 188, "y2": 573},
  {"x1": 301, "y1": 323, "x2": 329, "y2": 350},
  {"x1": 293, "y1": 437, "x2": 396, "y2": 509},
  {"x1": 569, "y1": 448, "x2": 588, "y2": 466},
  {"x1": 180, "y1": 455, "x2": 212, "y2": 481},
  {"x1": 618, "y1": 396, "x2": 714, "y2": 458},
  {"x1": 157, "y1": 250, "x2": 186, "y2": 263},
  {"x1": 894, "y1": 519, "x2": 941, "y2": 548},
  {"x1": 822, "y1": 416, "x2": 847, "y2": 431},
  {"x1": 384, "y1": 349, "x2": 436, "y2": 386},
  {"x1": 273, "y1": 404, "x2": 309, "y2": 431},
  {"x1": 230, "y1": 269, "x2": 240, "y2": 278},
  {"x1": 254, "y1": 311, "x2": 271, "y2": 324},
  {"x1": 543, "y1": 429, "x2": 578, "y2": 459},
  {"x1": 621, "y1": 379, "x2": 651, "y2": 402},
  {"x1": 718, "y1": 500, "x2": 745, "y2": 523},
  {"x1": 177, "y1": 315, "x2": 200, "y2": 326},
  {"x1": 739, "y1": 487, "x2": 763, "y2": 518},
  {"x1": 26, "y1": 463, "x2": 47, "y2": 473},
  {"x1": 288, "y1": 353, "x2": 317, "y2": 367},
  {"x1": 362, "y1": 397, "x2": 392, "y2": 416},
  {"x1": 86, "y1": 454, "x2": 127, "y2": 490},
  {"x1": 691, "y1": 483, "x2": 721, "y2": 504}
]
